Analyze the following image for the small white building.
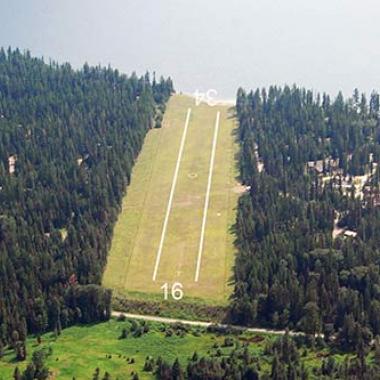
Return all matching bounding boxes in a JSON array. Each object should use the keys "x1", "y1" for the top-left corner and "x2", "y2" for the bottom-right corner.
[
  {"x1": 344, "y1": 230, "x2": 357, "y2": 238},
  {"x1": 8, "y1": 155, "x2": 17, "y2": 174}
]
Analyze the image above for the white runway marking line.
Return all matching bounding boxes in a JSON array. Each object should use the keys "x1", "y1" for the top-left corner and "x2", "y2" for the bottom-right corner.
[
  {"x1": 195, "y1": 111, "x2": 220, "y2": 282},
  {"x1": 152, "y1": 107, "x2": 192, "y2": 281}
]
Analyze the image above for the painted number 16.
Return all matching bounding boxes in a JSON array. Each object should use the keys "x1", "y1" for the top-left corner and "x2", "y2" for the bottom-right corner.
[{"x1": 161, "y1": 282, "x2": 184, "y2": 300}]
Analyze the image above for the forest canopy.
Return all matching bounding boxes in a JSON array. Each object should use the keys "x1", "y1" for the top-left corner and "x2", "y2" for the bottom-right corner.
[
  {"x1": 230, "y1": 85, "x2": 380, "y2": 350},
  {"x1": 0, "y1": 47, "x2": 173, "y2": 344}
]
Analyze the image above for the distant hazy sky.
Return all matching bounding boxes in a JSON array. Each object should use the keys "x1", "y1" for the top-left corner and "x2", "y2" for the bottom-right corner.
[{"x1": 1, "y1": 0, "x2": 380, "y2": 99}]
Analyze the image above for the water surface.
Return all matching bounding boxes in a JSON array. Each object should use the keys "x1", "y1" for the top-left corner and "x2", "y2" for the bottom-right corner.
[{"x1": 1, "y1": 0, "x2": 380, "y2": 99}]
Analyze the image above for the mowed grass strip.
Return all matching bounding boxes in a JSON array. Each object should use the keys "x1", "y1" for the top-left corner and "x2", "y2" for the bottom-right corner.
[
  {"x1": 103, "y1": 95, "x2": 191, "y2": 292},
  {"x1": 155, "y1": 101, "x2": 217, "y2": 290},
  {"x1": 103, "y1": 95, "x2": 239, "y2": 303},
  {"x1": 195, "y1": 106, "x2": 238, "y2": 299}
]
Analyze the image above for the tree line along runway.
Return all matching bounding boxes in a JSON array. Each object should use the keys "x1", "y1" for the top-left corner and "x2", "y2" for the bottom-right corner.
[{"x1": 103, "y1": 94, "x2": 239, "y2": 303}]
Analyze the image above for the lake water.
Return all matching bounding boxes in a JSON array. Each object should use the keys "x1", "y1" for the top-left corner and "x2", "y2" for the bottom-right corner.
[{"x1": 2, "y1": 0, "x2": 380, "y2": 99}]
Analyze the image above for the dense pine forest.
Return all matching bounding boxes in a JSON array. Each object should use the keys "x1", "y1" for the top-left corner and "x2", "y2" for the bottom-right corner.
[
  {"x1": 0, "y1": 48, "x2": 173, "y2": 350},
  {"x1": 231, "y1": 86, "x2": 380, "y2": 354}
]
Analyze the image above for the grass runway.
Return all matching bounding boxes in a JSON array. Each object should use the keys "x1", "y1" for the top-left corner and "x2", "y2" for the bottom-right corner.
[{"x1": 103, "y1": 95, "x2": 239, "y2": 304}]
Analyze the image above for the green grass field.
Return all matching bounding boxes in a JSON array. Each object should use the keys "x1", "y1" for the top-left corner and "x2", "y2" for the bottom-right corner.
[
  {"x1": 103, "y1": 95, "x2": 239, "y2": 303},
  {"x1": 0, "y1": 319, "x2": 242, "y2": 380},
  {"x1": 0, "y1": 318, "x2": 354, "y2": 380}
]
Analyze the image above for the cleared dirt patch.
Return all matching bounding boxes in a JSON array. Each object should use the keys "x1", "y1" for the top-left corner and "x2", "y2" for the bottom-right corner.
[{"x1": 232, "y1": 183, "x2": 249, "y2": 194}]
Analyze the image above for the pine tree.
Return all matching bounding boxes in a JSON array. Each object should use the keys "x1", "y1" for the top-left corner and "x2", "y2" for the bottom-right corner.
[
  {"x1": 13, "y1": 367, "x2": 21, "y2": 380},
  {"x1": 172, "y1": 358, "x2": 184, "y2": 380}
]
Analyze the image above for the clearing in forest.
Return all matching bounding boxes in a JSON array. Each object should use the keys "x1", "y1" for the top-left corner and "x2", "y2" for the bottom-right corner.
[{"x1": 103, "y1": 94, "x2": 239, "y2": 304}]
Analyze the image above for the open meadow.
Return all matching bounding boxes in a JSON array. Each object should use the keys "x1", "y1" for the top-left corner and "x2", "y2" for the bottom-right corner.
[{"x1": 0, "y1": 318, "x2": 352, "y2": 380}]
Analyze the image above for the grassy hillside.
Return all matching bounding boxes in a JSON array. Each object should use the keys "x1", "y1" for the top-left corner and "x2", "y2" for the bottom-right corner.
[
  {"x1": 0, "y1": 318, "x2": 355, "y2": 379},
  {"x1": 103, "y1": 95, "x2": 239, "y2": 303}
]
